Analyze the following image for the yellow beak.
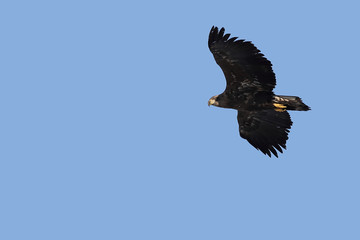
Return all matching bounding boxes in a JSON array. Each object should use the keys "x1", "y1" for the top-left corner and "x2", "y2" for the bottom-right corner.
[{"x1": 208, "y1": 98, "x2": 216, "y2": 106}]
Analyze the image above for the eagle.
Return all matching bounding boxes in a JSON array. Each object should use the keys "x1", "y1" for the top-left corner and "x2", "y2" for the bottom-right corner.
[{"x1": 208, "y1": 26, "x2": 310, "y2": 157}]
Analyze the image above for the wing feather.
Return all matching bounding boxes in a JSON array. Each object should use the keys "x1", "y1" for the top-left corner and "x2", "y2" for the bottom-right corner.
[
  {"x1": 237, "y1": 109, "x2": 293, "y2": 157},
  {"x1": 208, "y1": 26, "x2": 276, "y2": 95}
]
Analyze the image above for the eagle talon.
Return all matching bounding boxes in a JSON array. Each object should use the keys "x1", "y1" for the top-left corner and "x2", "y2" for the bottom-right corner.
[{"x1": 273, "y1": 103, "x2": 287, "y2": 109}]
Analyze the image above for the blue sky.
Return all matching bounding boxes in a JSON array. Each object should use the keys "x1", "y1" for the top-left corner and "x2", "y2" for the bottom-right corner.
[{"x1": 1, "y1": 0, "x2": 360, "y2": 239}]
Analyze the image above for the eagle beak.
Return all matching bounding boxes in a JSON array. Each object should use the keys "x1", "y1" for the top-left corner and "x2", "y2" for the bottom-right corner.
[{"x1": 208, "y1": 99, "x2": 215, "y2": 106}]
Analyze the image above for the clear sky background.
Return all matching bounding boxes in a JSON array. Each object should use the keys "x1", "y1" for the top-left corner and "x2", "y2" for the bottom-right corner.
[{"x1": 1, "y1": 0, "x2": 360, "y2": 239}]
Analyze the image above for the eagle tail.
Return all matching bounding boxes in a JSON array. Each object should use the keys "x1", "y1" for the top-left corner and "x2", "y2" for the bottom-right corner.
[{"x1": 274, "y1": 95, "x2": 311, "y2": 111}]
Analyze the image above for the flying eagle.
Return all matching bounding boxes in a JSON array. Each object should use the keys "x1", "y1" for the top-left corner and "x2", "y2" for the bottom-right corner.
[{"x1": 208, "y1": 26, "x2": 310, "y2": 157}]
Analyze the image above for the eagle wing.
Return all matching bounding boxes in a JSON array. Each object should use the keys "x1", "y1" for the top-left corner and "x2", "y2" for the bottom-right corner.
[
  {"x1": 208, "y1": 26, "x2": 276, "y2": 96},
  {"x1": 237, "y1": 109, "x2": 293, "y2": 157}
]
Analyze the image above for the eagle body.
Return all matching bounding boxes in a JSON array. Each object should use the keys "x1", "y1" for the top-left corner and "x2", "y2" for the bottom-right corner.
[{"x1": 208, "y1": 26, "x2": 310, "y2": 157}]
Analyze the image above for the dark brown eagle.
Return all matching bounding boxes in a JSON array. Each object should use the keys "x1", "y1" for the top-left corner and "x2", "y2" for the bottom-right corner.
[{"x1": 208, "y1": 26, "x2": 310, "y2": 157}]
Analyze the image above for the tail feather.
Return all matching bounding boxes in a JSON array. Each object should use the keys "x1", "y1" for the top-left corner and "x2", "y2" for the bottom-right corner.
[{"x1": 274, "y1": 95, "x2": 310, "y2": 111}]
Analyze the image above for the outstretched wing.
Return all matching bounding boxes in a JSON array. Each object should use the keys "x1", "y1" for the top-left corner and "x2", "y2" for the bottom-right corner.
[
  {"x1": 208, "y1": 26, "x2": 276, "y2": 95},
  {"x1": 237, "y1": 109, "x2": 293, "y2": 157}
]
